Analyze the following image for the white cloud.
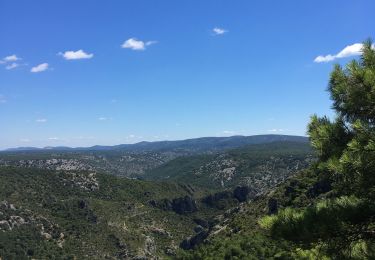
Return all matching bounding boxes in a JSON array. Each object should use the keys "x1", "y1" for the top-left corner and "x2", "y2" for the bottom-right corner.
[
  {"x1": 213, "y1": 27, "x2": 228, "y2": 35},
  {"x1": 5, "y1": 63, "x2": 19, "y2": 70},
  {"x1": 19, "y1": 138, "x2": 31, "y2": 143},
  {"x1": 314, "y1": 43, "x2": 375, "y2": 63},
  {"x1": 98, "y1": 117, "x2": 108, "y2": 121},
  {"x1": 146, "y1": 41, "x2": 158, "y2": 46},
  {"x1": 121, "y1": 38, "x2": 157, "y2": 51},
  {"x1": 35, "y1": 118, "x2": 47, "y2": 123},
  {"x1": 0, "y1": 55, "x2": 21, "y2": 65},
  {"x1": 268, "y1": 129, "x2": 285, "y2": 132},
  {"x1": 314, "y1": 55, "x2": 335, "y2": 63},
  {"x1": 222, "y1": 130, "x2": 236, "y2": 135},
  {"x1": 31, "y1": 63, "x2": 49, "y2": 73},
  {"x1": 48, "y1": 137, "x2": 59, "y2": 141},
  {"x1": 59, "y1": 49, "x2": 94, "y2": 60},
  {"x1": 3, "y1": 55, "x2": 21, "y2": 62}
]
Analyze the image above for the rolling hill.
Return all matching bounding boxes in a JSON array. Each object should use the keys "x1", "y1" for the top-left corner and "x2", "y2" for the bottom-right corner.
[
  {"x1": 3, "y1": 135, "x2": 308, "y2": 153},
  {"x1": 145, "y1": 141, "x2": 314, "y2": 191}
]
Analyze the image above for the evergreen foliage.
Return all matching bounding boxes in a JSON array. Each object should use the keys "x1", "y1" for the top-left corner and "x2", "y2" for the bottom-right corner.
[{"x1": 261, "y1": 40, "x2": 375, "y2": 258}]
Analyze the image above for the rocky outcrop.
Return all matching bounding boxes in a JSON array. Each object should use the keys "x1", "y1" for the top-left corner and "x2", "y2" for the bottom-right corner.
[
  {"x1": 233, "y1": 186, "x2": 257, "y2": 202},
  {"x1": 60, "y1": 172, "x2": 99, "y2": 191},
  {"x1": 150, "y1": 195, "x2": 197, "y2": 214},
  {"x1": 202, "y1": 191, "x2": 233, "y2": 208},
  {"x1": 0, "y1": 159, "x2": 94, "y2": 171},
  {"x1": 201, "y1": 186, "x2": 256, "y2": 210},
  {"x1": 0, "y1": 201, "x2": 65, "y2": 247},
  {"x1": 0, "y1": 201, "x2": 27, "y2": 231},
  {"x1": 172, "y1": 196, "x2": 197, "y2": 214},
  {"x1": 180, "y1": 230, "x2": 209, "y2": 250}
]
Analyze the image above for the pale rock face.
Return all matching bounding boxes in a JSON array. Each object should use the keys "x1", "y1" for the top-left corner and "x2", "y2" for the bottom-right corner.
[
  {"x1": 0, "y1": 200, "x2": 64, "y2": 247},
  {"x1": 144, "y1": 235, "x2": 156, "y2": 256},
  {"x1": 0, "y1": 151, "x2": 182, "y2": 177},
  {"x1": 59, "y1": 171, "x2": 99, "y2": 191}
]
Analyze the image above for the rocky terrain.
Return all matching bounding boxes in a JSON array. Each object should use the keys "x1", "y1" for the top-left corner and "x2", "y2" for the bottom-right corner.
[
  {"x1": 0, "y1": 135, "x2": 309, "y2": 179},
  {"x1": 145, "y1": 141, "x2": 314, "y2": 192},
  {"x1": 0, "y1": 151, "x2": 181, "y2": 178},
  {"x1": 1, "y1": 166, "x2": 253, "y2": 259},
  {"x1": 0, "y1": 138, "x2": 315, "y2": 259}
]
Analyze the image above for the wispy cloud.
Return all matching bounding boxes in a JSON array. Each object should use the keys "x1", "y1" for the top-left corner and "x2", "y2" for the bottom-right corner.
[
  {"x1": 267, "y1": 128, "x2": 285, "y2": 133},
  {"x1": 35, "y1": 118, "x2": 47, "y2": 123},
  {"x1": 212, "y1": 27, "x2": 228, "y2": 35},
  {"x1": 6, "y1": 63, "x2": 19, "y2": 70},
  {"x1": 1, "y1": 54, "x2": 21, "y2": 63},
  {"x1": 1, "y1": 55, "x2": 22, "y2": 69},
  {"x1": 59, "y1": 50, "x2": 94, "y2": 60},
  {"x1": 314, "y1": 43, "x2": 375, "y2": 63},
  {"x1": 48, "y1": 137, "x2": 60, "y2": 141},
  {"x1": 31, "y1": 63, "x2": 49, "y2": 73},
  {"x1": 19, "y1": 138, "x2": 31, "y2": 143},
  {"x1": 121, "y1": 38, "x2": 157, "y2": 51},
  {"x1": 98, "y1": 117, "x2": 112, "y2": 121},
  {"x1": 222, "y1": 130, "x2": 236, "y2": 135}
]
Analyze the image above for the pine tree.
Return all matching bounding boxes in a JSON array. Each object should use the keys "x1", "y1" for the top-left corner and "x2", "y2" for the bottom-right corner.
[{"x1": 261, "y1": 40, "x2": 375, "y2": 259}]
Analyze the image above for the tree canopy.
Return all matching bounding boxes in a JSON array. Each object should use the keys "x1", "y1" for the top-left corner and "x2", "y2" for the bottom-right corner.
[{"x1": 261, "y1": 40, "x2": 375, "y2": 259}]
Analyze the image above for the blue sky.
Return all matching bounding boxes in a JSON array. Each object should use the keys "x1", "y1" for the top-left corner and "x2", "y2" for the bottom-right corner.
[{"x1": 0, "y1": 0, "x2": 374, "y2": 149}]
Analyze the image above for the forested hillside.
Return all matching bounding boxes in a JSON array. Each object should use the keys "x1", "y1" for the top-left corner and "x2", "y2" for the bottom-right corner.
[
  {"x1": 146, "y1": 142, "x2": 313, "y2": 191},
  {"x1": 178, "y1": 40, "x2": 375, "y2": 259},
  {"x1": 0, "y1": 135, "x2": 308, "y2": 178}
]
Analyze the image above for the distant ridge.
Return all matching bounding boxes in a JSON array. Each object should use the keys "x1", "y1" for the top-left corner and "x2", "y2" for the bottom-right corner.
[{"x1": 3, "y1": 134, "x2": 308, "y2": 152}]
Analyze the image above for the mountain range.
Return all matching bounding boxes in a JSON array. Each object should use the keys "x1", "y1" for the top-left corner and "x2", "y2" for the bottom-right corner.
[{"x1": 3, "y1": 134, "x2": 308, "y2": 153}]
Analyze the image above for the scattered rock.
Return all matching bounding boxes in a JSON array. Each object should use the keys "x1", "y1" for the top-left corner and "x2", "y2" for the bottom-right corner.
[
  {"x1": 9, "y1": 216, "x2": 26, "y2": 228},
  {"x1": 165, "y1": 246, "x2": 176, "y2": 256},
  {"x1": 144, "y1": 235, "x2": 156, "y2": 256},
  {"x1": 41, "y1": 231, "x2": 52, "y2": 240},
  {"x1": 149, "y1": 226, "x2": 171, "y2": 237},
  {"x1": 60, "y1": 171, "x2": 99, "y2": 191}
]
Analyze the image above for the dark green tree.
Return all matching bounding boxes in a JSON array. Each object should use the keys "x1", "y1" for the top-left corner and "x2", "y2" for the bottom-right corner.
[{"x1": 261, "y1": 40, "x2": 375, "y2": 259}]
